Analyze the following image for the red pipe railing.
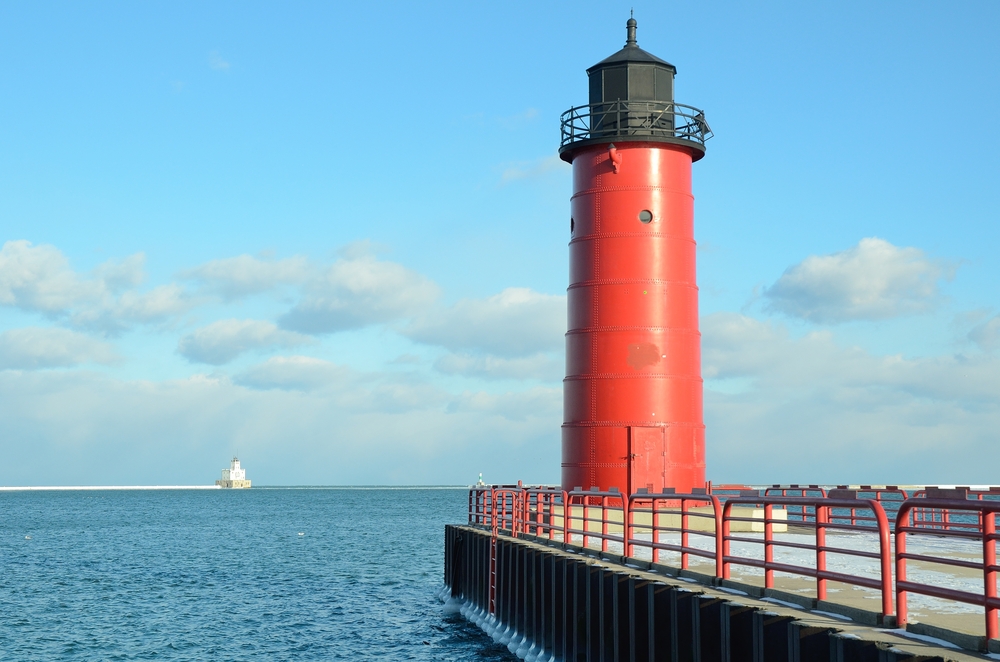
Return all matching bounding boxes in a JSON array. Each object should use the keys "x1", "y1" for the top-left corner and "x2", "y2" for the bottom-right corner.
[
  {"x1": 466, "y1": 484, "x2": 1000, "y2": 637},
  {"x1": 468, "y1": 486, "x2": 492, "y2": 526},
  {"x1": 896, "y1": 498, "x2": 1000, "y2": 639},
  {"x1": 840, "y1": 487, "x2": 908, "y2": 528},
  {"x1": 763, "y1": 485, "x2": 827, "y2": 522},
  {"x1": 908, "y1": 488, "x2": 1000, "y2": 532},
  {"x1": 523, "y1": 487, "x2": 568, "y2": 541},
  {"x1": 564, "y1": 488, "x2": 625, "y2": 551},
  {"x1": 491, "y1": 488, "x2": 524, "y2": 537},
  {"x1": 721, "y1": 495, "x2": 893, "y2": 617},
  {"x1": 626, "y1": 491, "x2": 723, "y2": 576}
]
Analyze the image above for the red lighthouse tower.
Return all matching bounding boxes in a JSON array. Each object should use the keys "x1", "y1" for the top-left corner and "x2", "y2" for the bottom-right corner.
[{"x1": 559, "y1": 18, "x2": 712, "y2": 495}]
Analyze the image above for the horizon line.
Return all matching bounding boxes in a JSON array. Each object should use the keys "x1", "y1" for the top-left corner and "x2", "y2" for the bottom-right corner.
[{"x1": 0, "y1": 484, "x2": 473, "y2": 491}]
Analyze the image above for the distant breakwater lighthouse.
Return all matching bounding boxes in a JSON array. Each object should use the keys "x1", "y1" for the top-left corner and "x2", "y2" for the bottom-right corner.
[
  {"x1": 558, "y1": 17, "x2": 711, "y2": 495},
  {"x1": 216, "y1": 457, "x2": 251, "y2": 488}
]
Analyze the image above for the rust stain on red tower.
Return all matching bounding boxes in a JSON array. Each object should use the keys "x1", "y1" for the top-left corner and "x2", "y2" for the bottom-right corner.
[{"x1": 559, "y1": 18, "x2": 712, "y2": 495}]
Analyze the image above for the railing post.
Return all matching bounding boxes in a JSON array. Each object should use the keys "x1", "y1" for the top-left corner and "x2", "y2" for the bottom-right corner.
[
  {"x1": 872, "y1": 500, "x2": 894, "y2": 618},
  {"x1": 626, "y1": 496, "x2": 634, "y2": 559},
  {"x1": 722, "y1": 501, "x2": 732, "y2": 580},
  {"x1": 681, "y1": 498, "x2": 690, "y2": 570},
  {"x1": 548, "y1": 493, "x2": 556, "y2": 540},
  {"x1": 562, "y1": 490, "x2": 570, "y2": 546},
  {"x1": 816, "y1": 503, "x2": 828, "y2": 601},
  {"x1": 985, "y1": 511, "x2": 998, "y2": 639},
  {"x1": 764, "y1": 503, "x2": 774, "y2": 588},
  {"x1": 712, "y1": 496, "x2": 724, "y2": 578},
  {"x1": 653, "y1": 498, "x2": 661, "y2": 564},
  {"x1": 601, "y1": 495, "x2": 610, "y2": 552},
  {"x1": 896, "y1": 506, "x2": 910, "y2": 627},
  {"x1": 490, "y1": 487, "x2": 496, "y2": 532}
]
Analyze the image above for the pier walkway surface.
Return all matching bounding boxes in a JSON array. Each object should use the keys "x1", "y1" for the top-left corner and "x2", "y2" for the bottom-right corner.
[{"x1": 451, "y1": 485, "x2": 1000, "y2": 659}]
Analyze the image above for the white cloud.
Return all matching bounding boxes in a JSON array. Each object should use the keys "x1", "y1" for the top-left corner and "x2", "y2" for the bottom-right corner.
[
  {"x1": 235, "y1": 355, "x2": 450, "y2": 413},
  {"x1": 208, "y1": 50, "x2": 230, "y2": 71},
  {"x1": 969, "y1": 314, "x2": 1000, "y2": 352},
  {"x1": 407, "y1": 287, "x2": 564, "y2": 357},
  {"x1": 0, "y1": 369, "x2": 560, "y2": 486},
  {"x1": 280, "y1": 253, "x2": 440, "y2": 333},
  {"x1": 181, "y1": 254, "x2": 311, "y2": 300},
  {"x1": 0, "y1": 240, "x2": 194, "y2": 333},
  {"x1": 702, "y1": 312, "x2": 1000, "y2": 484},
  {"x1": 0, "y1": 240, "x2": 103, "y2": 312},
  {"x1": 110, "y1": 284, "x2": 191, "y2": 323},
  {"x1": 763, "y1": 238, "x2": 950, "y2": 323},
  {"x1": 434, "y1": 352, "x2": 562, "y2": 381},
  {"x1": 0, "y1": 327, "x2": 118, "y2": 370},
  {"x1": 446, "y1": 387, "x2": 561, "y2": 422},
  {"x1": 234, "y1": 355, "x2": 348, "y2": 391},
  {"x1": 92, "y1": 253, "x2": 146, "y2": 292},
  {"x1": 178, "y1": 319, "x2": 313, "y2": 365}
]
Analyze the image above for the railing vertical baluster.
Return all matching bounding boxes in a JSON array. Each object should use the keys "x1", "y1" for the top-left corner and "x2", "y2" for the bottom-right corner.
[
  {"x1": 601, "y1": 496, "x2": 610, "y2": 553},
  {"x1": 897, "y1": 508, "x2": 910, "y2": 627},
  {"x1": 681, "y1": 498, "x2": 690, "y2": 570},
  {"x1": 764, "y1": 503, "x2": 774, "y2": 588},
  {"x1": 816, "y1": 504, "x2": 828, "y2": 601},
  {"x1": 653, "y1": 498, "x2": 661, "y2": 564},
  {"x1": 626, "y1": 498, "x2": 634, "y2": 558},
  {"x1": 563, "y1": 491, "x2": 570, "y2": 545},
  {"x1": 985, "y1": 512, "x2": 997, "y2": 639},
  {"x1": 722, "y1": 501, "x2": 732, "y2": 580}
]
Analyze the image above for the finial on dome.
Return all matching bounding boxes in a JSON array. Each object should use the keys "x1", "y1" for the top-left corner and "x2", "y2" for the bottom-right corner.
[{"x1": 626, "y1": 14, "x2": 638, "y2": 47}]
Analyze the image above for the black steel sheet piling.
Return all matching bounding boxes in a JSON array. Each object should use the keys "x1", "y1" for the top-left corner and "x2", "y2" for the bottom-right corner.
[
  {"x1": 725, "y1": 603, "x2": 757, "y2": 662},
  {"x1": 652, "y1": 583, "x2": 678, "y2": 662},
  {"x1": 699, "y1": 597, "x2": 725, "y2": 662},
  {"x1": 553, "y1": 556, "x2": 565, "y2": 660},
  {"x1": 630, "y1": 578, "x2": 653, "y2": 662},
  {"x1": 444, "y1": 525, "x2": 976, "y2": 662}
]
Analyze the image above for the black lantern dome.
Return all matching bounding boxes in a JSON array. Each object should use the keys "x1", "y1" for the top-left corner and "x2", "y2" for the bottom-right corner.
[
  {"x1": 559, "y1": 18, "x2": 711, "y2": 161},
  {"x1": 587, "y1": 17, "x2": 676, "y2": 107}
]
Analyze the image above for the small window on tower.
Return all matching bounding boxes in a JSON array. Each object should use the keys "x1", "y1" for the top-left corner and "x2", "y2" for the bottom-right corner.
[
  {"x1": 638, "y1": 210, "x2": 653, "y2": 224},
  {"x1": 570, "y1": 217, "x2": 575, "y2": 234}
]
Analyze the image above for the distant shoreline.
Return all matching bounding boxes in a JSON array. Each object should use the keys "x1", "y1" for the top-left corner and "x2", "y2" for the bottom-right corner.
[
  {"x1": 0, "y1": 485, "x2": 472, "y2": 491},
  {"x1": 0, "y1": 485, "x2": 221, "y2": 491}
]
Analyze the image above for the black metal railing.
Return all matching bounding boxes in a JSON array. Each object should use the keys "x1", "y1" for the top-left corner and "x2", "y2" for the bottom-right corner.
[{"x1": 560, "y1": 100, "x2": 712, "y2": 149}]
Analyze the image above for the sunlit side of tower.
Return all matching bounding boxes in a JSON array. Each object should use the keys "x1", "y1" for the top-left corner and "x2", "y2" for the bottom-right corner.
[{"x1": 558, "y1": 18, "x2": 712, "y2": 494}]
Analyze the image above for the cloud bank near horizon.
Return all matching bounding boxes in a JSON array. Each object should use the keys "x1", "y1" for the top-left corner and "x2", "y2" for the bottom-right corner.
[{"x1": 0, "y1": 236, "x2": 995, "y2": 486}]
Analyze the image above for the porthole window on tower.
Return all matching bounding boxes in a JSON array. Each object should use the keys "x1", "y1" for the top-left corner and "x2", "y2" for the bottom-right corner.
[
  {"x1": 570, "y1": 217, "x2": 575, "y2": 234},
  {"x1": 638, "y1": 210, "x2": 653, "y2": 224}
]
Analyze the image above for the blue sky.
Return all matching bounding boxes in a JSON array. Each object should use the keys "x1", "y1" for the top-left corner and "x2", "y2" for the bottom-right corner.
[{"x1": 1, "y1": 2, "x2": 998, "y2": 486}]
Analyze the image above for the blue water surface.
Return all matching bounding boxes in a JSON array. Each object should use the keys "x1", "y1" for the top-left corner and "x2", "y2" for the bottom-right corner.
[{"x1": 0, "y1": 487, "x2": 510, "y2": 661}]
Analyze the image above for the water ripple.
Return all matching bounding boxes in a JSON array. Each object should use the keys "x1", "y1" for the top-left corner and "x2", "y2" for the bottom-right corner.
[{"x1": 0, "y1": 488, "x2": 511, "y2": 661}]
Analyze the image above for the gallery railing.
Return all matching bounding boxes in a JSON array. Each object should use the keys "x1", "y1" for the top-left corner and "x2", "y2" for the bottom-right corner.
[{"x1": 560, "y1": 100, "x2": 713, "y2": 149}]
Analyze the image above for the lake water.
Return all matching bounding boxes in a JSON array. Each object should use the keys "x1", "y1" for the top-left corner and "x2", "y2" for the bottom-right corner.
[{"x1": 0, "y1": 487, "x2": 511, "y2": 660}]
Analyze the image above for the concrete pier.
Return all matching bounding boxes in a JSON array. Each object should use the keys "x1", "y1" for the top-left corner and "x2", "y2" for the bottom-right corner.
[{"x1": 444, "y1": 525, "x2": 991, "y2": 661}]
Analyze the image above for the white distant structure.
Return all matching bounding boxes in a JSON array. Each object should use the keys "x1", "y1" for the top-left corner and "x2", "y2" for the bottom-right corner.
[{"x1": 216, "y1": 457, "x2": 251, "y2": 489}]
